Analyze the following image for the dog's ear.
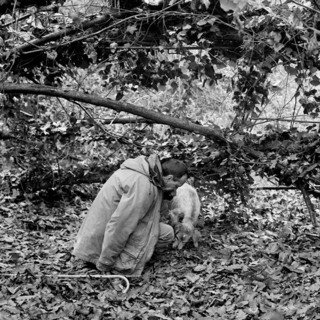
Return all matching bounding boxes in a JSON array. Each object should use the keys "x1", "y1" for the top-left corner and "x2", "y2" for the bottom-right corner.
[{"x1": 192, "y1": 229, "x2": 201, "y2": 248}]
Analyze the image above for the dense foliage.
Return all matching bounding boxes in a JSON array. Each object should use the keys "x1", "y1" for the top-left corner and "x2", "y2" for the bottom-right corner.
[
  {"x1": 0, "y1": 0, "x2": 319, "y2": 210},
  {"x1": 1, "y1": 2, "x2": 320, "y2": 319}
]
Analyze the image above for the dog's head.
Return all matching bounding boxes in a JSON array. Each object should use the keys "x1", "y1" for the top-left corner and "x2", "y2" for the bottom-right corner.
[{"x1": 173, "y1": 223, "x2": 194, "y2": 250}]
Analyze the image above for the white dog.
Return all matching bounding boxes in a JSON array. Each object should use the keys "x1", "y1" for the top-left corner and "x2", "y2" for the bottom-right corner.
[{"x1": 169, "y1": 180, "x2": 201, "y2": 249}]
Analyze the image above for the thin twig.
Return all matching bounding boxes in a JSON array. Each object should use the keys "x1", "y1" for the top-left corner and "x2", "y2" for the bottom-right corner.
[
  {"x1": 57, "y1": 98, "x2": 73, "y2": 125},
  {"x1": 312, "y1": 0, "x2": 320, "y2": 11},
  {"x1": 70, "y1": 100, "x2": 142, "y2": 147},
  {"x1": 250, "y1": 186, "x2": 296, "y2": 190},
  {"x1": 72, "y1": 100, "x2": 109, "y2": 135},
  {"x1": 299, "y1": 185, "x2": 318, "y2": 226},
  {"x1": 1, "y1": 14, "x2": 112, "y2": 58},
  {"x1": 98, "y1": 117, "x2": 154, "y2": 124},
  {"x1": 14, "y1": 7, "x2": 238, "y2": 56},
  {"x1": 0, "y1": 130, "x2": 37, "y2": 144},
  {"x1": 251, "y1": 118, "x2": 320, "y2": 124},
  {"x1": 291, "y1": 0, "x2": 320, "y2": 15},
  {"x1": 0, "y1": 13, "x2": 32, "y2": 28}
]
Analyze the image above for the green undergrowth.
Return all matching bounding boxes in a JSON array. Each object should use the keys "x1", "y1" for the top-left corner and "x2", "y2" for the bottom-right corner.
[{"x1": 1, "y1": 183, "x2": 320, "y2": 320}]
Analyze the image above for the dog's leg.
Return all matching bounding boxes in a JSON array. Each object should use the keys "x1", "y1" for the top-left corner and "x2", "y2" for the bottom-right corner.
[{"x1": 192, "y1": 229, "x2": 201, "y2": 248}]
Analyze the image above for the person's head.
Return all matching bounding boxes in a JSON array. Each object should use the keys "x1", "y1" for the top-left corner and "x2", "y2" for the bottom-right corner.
[{"x1": 161, "y1": 158, "x2": 188, "y2": 200}]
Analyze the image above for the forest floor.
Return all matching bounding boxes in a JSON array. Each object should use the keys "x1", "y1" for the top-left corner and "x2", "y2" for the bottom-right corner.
[{"x1": 1, "y1": 181, "x2": 320, "y2": 320}]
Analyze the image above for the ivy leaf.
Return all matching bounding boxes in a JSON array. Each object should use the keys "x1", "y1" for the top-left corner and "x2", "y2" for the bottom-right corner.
[
  {"x1": 126, "y1": 25, "x2": 137, "y2": 35},
  {"x1": 200, "y1": 0, "x2": 210, "y2": 9},
  {"x1": 310, "y1": 75, "x2": 320, "y2": 86},
  {"x1": 299, "y1": 163, "x2": 318, "y2": 178},
  {"x1": 143, "y1": 0, "x2": 163, "y2": 5},
  {"x1": 220, "y1": 0, "x2": 248, "y2": 12},
  {"x1": 197, "y1": 19, "x2": 209, "y2": 26},
  {"x1": 284, "y1": 65, "x2": 297, "y2": 76},
  {"x1": 116, "y1": 92, "x2": 124, "y2": 100},
  {"x1": 270, "y1": 31, "x2": 281, "y2": 43},
  {"x1": 204, "y1": 64, "x2": 215, "y2": 79},
  {"x1": 170, "y1": 81, "x2": 178, "y2": 93}
]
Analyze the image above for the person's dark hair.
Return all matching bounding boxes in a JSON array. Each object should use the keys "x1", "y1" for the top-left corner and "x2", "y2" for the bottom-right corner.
[{"x1": 161, "y1": 158, "x2": 188, "y2": 179}]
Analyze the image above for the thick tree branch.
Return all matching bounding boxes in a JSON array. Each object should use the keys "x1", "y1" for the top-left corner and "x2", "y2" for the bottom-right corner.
[{"x1": 0, "y1": 83, "x2": 229, "y2": 144}]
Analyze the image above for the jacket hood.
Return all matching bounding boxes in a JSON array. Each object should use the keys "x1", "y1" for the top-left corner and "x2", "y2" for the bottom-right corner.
[
  {"x1": 120, "y1": 155, "x2": 165, "y2": 189},
  {"x1": 120, "y1": 155, "x2": 149, "y2": 175}
]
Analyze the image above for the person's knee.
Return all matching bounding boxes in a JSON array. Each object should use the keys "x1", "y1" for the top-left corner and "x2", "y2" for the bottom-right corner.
[{"x1": 157, "y1": 223, "x2": 174, "y2": 247}]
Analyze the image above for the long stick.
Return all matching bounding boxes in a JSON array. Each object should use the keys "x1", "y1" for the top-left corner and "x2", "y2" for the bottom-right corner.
[{"x1": 1, "y1": 273, "x2": 131, "y2": 294}]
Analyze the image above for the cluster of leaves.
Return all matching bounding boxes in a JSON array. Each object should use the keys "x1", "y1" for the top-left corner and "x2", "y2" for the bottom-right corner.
[
  {"x1": 0, "y1": 95, "x2": 133, "y2": 201},
  {"x1": 249, "y1": 128, "x2": 320, "y2": 197},
  {"x1": 231, "y1": 1, "x2": 320, "y2": 129},
  {"x1": 0, "y1": 110, "x2": 243, "y2": 205},
  {"x1": 1, "y1": 93, "x2": 319, "y2": 213},
  {"x1": 1, "y1": 0, "x2": 320, "y2": 208},
  {"x1": 1, "y1": 0, "x2": 320, "y2": 100},
  {"x1": 1, "y1": 186, "x2": 320, "y2": 319},
  {"x1": 0, "y1": 0, "x2": 233, "y2": 92}
]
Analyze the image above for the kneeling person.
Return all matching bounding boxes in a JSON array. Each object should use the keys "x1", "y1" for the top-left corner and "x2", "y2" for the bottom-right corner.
[{"x1": 72, "y1": 154, "x2": 188, "y2": 276}]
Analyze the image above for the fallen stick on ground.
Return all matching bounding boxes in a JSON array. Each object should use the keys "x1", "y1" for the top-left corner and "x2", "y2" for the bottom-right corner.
[{"x1": 2, "y1": 273, "x2": 131, "y2": 294}]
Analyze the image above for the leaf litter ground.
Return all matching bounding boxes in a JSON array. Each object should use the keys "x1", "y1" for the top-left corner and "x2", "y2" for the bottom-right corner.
[{"x1": 1, "y1": 185, "x2": 320, "y2": 320}]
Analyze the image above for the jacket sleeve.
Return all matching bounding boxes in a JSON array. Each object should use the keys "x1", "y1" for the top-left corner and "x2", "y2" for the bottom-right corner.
[{"x1": 97, "y1": 175, "x2": 157, "y2": 271}]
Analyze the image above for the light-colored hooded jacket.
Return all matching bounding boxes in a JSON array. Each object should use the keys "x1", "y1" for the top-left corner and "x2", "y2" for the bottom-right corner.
[{"x1": 72, "y1": 155, "x2": 164, "y2": 275}]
